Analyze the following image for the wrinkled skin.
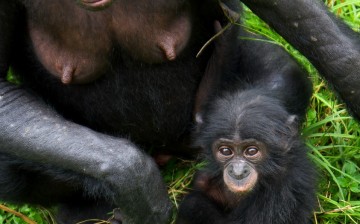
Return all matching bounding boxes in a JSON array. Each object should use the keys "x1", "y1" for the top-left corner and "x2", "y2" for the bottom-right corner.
[{"x1": 0, "y1": 0, "x2": 359, "y2": 223}]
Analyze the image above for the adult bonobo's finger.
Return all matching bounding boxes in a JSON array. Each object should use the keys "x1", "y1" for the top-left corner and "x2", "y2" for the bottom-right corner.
[{"x1": 105, "y1": 149, "x2": 173, "y2": 224}]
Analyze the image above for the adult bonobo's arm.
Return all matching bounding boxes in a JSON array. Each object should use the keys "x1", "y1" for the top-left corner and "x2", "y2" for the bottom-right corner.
[
  {"x1": 0, "y1": 3, "x2": 171, "y2": 224},
  {"x1": 0, "y1": 84, "x2": 172, "y2": 223},
  {"x1": 0, "y1": 78, "x2": 172, "y2": 224},
  {"x1": 0, "y1": 87, "x2": 172, "y2": 224},
  {"x1": 242, "y1": 0, "x2": 360, "y2": 119}
]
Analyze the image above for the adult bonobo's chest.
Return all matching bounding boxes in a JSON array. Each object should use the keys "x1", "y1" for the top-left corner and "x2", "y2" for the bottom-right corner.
[
  {"x1": 54, "y1": 57, "x2": 206, "y2": 148},
  {"x1": 11, "y1": 0, "x2": 215, "y2": 150}
]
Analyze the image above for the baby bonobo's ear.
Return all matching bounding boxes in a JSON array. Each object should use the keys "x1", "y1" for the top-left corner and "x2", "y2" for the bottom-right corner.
[
  {"x1": 287, "y1": 115, "x2": 299, "y2": 128},
  {"x1": 195, "y1": 112, "x2": 204, "y2": 127},
  {"x1": 194, "y1": 112, "x2": 205, "y2": 136},
  {"x1": 283, "y1": 114, "x2": 300, "y2": 152}
]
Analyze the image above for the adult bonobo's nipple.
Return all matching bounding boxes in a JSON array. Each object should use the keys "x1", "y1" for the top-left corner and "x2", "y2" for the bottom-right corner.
[
  {"x1": 61, "y1": 65, "x2": 75, "y2": 85},
  {"x1": 158, "y1": 37, "x2": 178, "y2": 61},
  {"x1": 156, "y1": 15, "x2": 192, "y2": 62}
]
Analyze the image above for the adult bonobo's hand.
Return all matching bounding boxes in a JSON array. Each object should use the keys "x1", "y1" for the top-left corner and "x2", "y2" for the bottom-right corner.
[
  {"x1": 242, "y1": 0, "x2": 360, "y2": 120},
  {"x1": 0, "y1": 78, "x2": 173, "y2": 224}
]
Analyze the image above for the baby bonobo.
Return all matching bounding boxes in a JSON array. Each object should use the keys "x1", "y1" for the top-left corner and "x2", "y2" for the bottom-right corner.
[
  {"x1": 177, "y1": 19, "x2": 316, "y2": 224},
  {"x1": 177, "y1": 89, "x2": 316, "y2": 224}
]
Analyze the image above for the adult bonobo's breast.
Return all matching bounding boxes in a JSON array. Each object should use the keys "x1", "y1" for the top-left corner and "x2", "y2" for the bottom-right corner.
[{"x1": 22, "y1": 0, "x2": 196, "y2": 84}]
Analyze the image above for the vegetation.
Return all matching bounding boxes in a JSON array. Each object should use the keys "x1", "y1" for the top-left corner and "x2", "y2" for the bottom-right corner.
[{"x1": 1, "y1": 0, "x2": 359, "y2": 223}]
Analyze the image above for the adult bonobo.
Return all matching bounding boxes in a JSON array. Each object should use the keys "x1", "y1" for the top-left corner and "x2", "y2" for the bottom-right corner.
[
  {"x1": 0, "y1": 0, "x2": 359, "y2": 224},
  {"x1": 0, "y1": 0, "x2": 236, "y2": 223}
]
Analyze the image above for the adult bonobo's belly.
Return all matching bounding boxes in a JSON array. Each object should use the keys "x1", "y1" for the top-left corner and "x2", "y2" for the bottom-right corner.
[
  {"x1": 68, "y1": 57, "x2": 205, "y2": 147},
  {"x1": 14, "y1": 51, "x2": 206, "y2": 150}
]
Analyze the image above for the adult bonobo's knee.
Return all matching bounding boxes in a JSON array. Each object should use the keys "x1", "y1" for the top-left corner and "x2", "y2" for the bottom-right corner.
[{"x1": 243, "y1": 0, "x2": 360, "y2": 119}]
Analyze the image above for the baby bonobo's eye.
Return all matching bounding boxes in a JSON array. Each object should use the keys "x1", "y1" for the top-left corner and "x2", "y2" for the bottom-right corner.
[
  {"x1": 244, "y1": 146, "x2": 258, "y2": 157},
  {"x1": 218, "y1": 146, "x2": 233, "y2": 156}
]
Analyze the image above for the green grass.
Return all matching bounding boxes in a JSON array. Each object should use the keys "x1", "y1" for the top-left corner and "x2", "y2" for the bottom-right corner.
[{"x1": 1, "y1": 0, "x2": 360, "y2": 223}]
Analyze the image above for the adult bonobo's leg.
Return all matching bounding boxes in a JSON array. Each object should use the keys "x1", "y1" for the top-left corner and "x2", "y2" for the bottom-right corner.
[{"x1": 242, "y1": 0, "x2": 360, "y2": 119}]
